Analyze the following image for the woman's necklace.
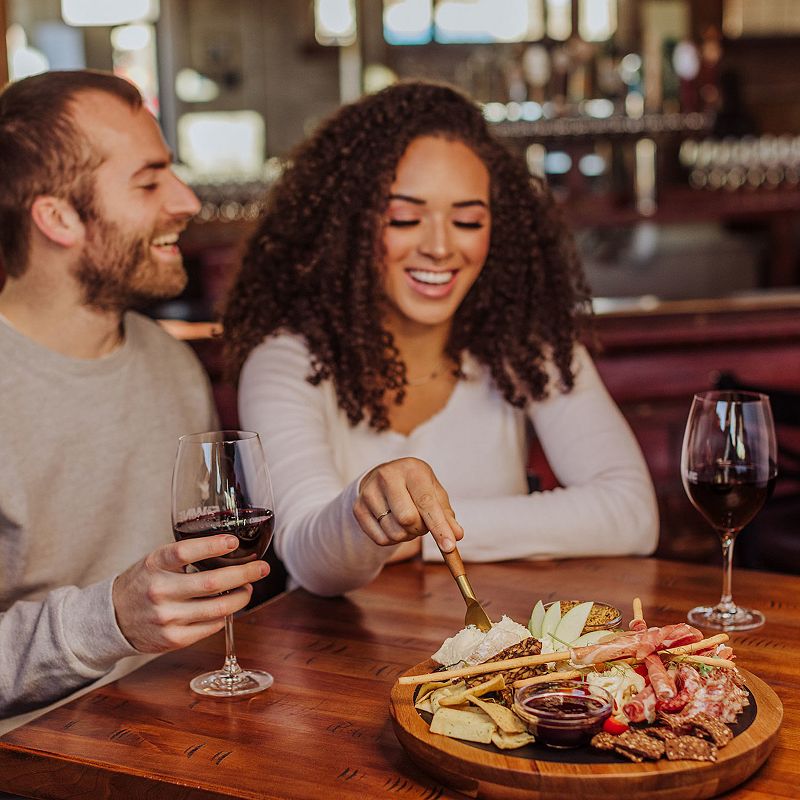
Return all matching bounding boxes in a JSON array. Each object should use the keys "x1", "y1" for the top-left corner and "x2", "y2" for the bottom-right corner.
[{"x1": 406, "y1": 358, "x2": 450, "y2": 387}]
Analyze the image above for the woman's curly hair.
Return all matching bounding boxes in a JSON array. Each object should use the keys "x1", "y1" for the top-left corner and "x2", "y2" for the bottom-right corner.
[{"x1": 223, "y1": 80, "x2": 592, "y2": 431}]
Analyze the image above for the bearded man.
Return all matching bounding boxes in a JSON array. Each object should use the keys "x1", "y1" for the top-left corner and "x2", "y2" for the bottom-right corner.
[{"x1": 0, "y1": 70, "x2": 269, "y2": 723}]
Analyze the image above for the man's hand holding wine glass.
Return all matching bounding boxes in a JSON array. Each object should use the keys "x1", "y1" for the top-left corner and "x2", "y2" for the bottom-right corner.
[
  {"x1": 112, "y1": 535, "x2": 269, "y2": 653},
  {"x1": 170, "y1": 430, "x2": 276, "y2": 696}
]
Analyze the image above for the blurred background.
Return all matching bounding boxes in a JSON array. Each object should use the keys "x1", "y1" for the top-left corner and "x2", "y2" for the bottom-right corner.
[{"x1": 3, "y1": 0, "x2": 800, "y2": 568}]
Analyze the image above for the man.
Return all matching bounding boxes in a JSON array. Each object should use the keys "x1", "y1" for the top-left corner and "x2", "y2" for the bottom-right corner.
[{"x1": 0, "y1": 70, "x2": 269, "y2": 720}]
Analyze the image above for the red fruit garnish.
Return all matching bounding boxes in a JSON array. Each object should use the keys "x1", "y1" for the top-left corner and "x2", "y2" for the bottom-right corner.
[{"x1": 602, "y1": 717, "x2": 629, "y2": 735}]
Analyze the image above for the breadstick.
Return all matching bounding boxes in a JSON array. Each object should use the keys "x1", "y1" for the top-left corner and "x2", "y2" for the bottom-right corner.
[
  {"x1": 631, "y1": 597, "x2": 645, "y2": 627},
  {"x1": 669, "y1": 654, "x2": 736, "y2": 669},
  {"x1": 662, "y1": 633, "x2": 729, "y2": 656},
  {"x1": 513, "y1": 669, "x2": 582, "y2": 689},
  {"x1": 397, "y1": 651, "x2": 573, "y2": 685}
]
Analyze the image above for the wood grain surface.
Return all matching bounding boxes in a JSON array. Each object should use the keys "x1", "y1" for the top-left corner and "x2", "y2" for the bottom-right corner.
[{"x1": 1, "y1": 556, "x2": 798, "y2": 800}]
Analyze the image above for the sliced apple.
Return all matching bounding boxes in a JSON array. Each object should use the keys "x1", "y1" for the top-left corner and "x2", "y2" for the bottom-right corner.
[
  {"x1": 541, "y1": 600, "x2": 562, "y2": 639},
  {"x1": 554, "y1": 601, "x2": 594, "y2": 644},
  {"x1": 528, "y1": 600, "x2": 546, "y2": 639},
  {"x1": 541, "y1": 632, "x2": 569, "y2": 654}
]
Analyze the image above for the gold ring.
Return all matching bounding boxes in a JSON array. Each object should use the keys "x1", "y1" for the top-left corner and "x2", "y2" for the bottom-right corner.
[{"x1": 376, "y1": 509, "x2": 391, "y2": 522}]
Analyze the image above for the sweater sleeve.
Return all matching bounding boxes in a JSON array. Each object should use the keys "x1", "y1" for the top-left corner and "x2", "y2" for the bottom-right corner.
[
  {"x1": 238, "y1": 336, "x2": 394, "y2": 596},
  {"x1": 421, "y1": 346, "x2": 659, "y2": 562},
  {"x1": 0, "y1": 578, "x2": 139, "y2": 718}
]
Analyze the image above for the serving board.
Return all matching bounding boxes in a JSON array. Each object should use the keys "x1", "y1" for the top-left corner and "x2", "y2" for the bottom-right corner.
[{"x1": 389, "y1": 662, "x2": 782, "y2": 800}]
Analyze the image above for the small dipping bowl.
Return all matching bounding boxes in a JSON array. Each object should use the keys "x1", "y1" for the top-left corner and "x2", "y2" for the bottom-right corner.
[
  {"x1": 544, "y1": 600, "x2": 622, "y2": 632},
  {"x1": 513, "y1": 681, "x2": 613, "y2": 749}
]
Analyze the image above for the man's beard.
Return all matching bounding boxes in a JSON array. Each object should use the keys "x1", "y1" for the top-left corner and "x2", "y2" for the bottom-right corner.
[{"x1": 72, "y1": 210, "x2": 188, "y2": 313}]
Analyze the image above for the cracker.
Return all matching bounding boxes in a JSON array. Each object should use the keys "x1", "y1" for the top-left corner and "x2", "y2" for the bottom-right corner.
[
  {"x1": 491, "y1": 730, "x2": 535, "y2": 750},
  {"x1": 590, "y1": 732, "x2": 618, "y2": 751},
  {"x1": 428, "y1": 681, "x2": 467, "y2": 713},
  {"x1": 429, "y1": 706, "x2": 496, "y2": 744},
  {"x1": 613, "y1": 746, "x2": 644, "y2": 763},
  {"x1": 466, "y1": 695, "x2": 527, "y2": 733},
  {"x1": 644, "y1": 726, "x2": 678, "y2": 741},
  {"x1": 612, "y1": 730, "x2": 665, "y2": 761},
  {"x1": 438, "y1": 675, "x2": 505, "y2": 707},
  {"x1": 665, "y1": 735, "x2": 718, "y2": 761},
  {"x1": 688, "y1": 712, "x2": 733, "y2": 747},
  {"x1": 656, "y1": 711, "x2": 693, "y2": 734}
]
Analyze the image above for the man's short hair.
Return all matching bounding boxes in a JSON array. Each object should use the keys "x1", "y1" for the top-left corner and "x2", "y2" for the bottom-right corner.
[{"x1": 0, "y1": 70, "x2": 143, "y2": 277}]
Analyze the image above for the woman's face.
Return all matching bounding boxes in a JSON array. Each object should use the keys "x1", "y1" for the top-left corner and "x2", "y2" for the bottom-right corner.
[{"x1": 380, "y1": 135, "x2": 491, "y2": 337}]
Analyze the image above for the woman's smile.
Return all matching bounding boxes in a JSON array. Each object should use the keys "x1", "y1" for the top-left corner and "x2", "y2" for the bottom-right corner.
[{"x1": 404, "y1": 267, "x2": 459, "y2": 297}]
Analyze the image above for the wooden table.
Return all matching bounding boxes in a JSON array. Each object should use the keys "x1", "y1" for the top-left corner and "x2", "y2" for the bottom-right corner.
[{"x1": 0, "y1": 557, "x2": 797, "y2": 799}]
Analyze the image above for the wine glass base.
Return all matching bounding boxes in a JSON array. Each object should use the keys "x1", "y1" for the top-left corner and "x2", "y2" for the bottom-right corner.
[
  {"x1": 189, "y1": 669, "x2": 273, "y2": 697},
  {"x1": 687, "y1": 605, "x2": 765, "y2": 632}
]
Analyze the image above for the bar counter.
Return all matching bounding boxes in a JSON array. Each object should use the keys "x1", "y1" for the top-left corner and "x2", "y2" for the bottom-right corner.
[{"x1": 1, "y1": 555, "x2": 797, "y2": 799}]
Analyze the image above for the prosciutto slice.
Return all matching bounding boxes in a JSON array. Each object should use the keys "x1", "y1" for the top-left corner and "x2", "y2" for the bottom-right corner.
[
  {"x1": 657, "y1": 623, "x2": 704, "y2": 649},
  {"x1": 570, "y1": 624, "x2": 703, "y2": 665},
  {"x1": 623, "y1": 683, "x2": 656, "y2": 723},
  {"x1": 570, "y1": 628, "x2": 658, "y2": 664},
  {"x1": 714, "y1": 645, "x2": 734, "y2": 661},
  {"x1": 644, "y1": 653, "x2": 676, "y2": 700}
]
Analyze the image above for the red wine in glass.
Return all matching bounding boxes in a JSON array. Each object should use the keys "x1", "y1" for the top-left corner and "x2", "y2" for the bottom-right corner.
[
  {"x1": 173, "y1": 508, "x2": 274, "y2": 571},
  {"x1": 681, "y1": 391, "x2": 777, "y2": 631},
  {"x1": 685, "y1": 467, "x2": 775, "y2": 533},
  {"x1": 172, "y1": 430, "x2": 275, "y2": 696}
]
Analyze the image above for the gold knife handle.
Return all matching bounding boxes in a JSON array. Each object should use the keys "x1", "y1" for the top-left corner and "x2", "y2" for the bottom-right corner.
[
  {"x1": 455, "y1": 574, "x2": 479, "y2": 603},
  {"x1": 438, "y1": 545, "x2": 479, "y2": 602}
]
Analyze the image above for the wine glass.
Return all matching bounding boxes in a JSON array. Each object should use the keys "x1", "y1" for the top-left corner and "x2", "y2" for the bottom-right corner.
[
  {"x1": 681, "y1": 391, "x2": 777, "y2": 631},
  {"x1": 172, "y1": 430, "x2": 275, "y2": 696}
]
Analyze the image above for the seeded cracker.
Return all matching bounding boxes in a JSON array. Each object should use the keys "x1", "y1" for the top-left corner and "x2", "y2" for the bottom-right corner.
[
  {"x1": 643, "y1": 726, "x2": 678, "y2": 741},
  {"x1": 665, "y1": 735, "x2": 718, "y2": 762},
  {"x1": 590, "y1": 732, "x2": 617, "y2": 751},
  {"x1": 611, "y1": 730, "x2": 665, "y2": 762},
  {"x1": 656, "y1": 711, "x2": 693, "y2": 734},
  {"x1": 689, "y1": 712, "x2": 734, "y2": 747}
]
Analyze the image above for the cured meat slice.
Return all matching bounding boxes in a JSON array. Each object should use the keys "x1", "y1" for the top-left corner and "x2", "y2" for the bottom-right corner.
[
  {"x1": 676, "y1": 669, "x2": 749, "y2": 723},
  {"x1": 571, "y1": 629, "x2": 658, "y2": 664},
  {"x1": 623, "y1": 683, "x2": 656, "y2": 723},
  {"x1": 656, "y1": 663, "x2": 702, "y2": 713},
  {"x1": 644, "y1": 654, "x2": 677, "y2": 700},
  {"x1": 656, "y1": 624, "x2": 704, "y2": 649},
  {"x1": 629, "y1": 615, "x2": 648, "y2": 633},
  {"x1": 570, "y1": 624, "x2": 702, "y2": 665}
]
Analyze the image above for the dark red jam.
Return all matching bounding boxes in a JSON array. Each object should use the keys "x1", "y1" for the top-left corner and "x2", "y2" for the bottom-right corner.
[
  {"x1": 515, "y1": 682, "x2": 612, "y2": 749},
  {"x1": 525, "y1": 695, "x2": 606, "y2": 715}
]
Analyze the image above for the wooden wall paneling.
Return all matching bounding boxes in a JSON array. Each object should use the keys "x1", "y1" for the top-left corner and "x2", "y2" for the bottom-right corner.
[{"x1": 0, "y1": 0, "x2": 8, "y2": 86}]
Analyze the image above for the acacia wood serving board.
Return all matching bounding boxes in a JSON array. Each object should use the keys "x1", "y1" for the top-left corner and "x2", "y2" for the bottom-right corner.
[{"x1": 389, "y1": 663, "x2": 782, "y2": 800}]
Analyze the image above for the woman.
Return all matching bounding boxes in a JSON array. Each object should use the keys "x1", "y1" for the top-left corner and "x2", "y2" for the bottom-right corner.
[{"x1": 223, "y1": 81, "x2": 658, "y2": 596}]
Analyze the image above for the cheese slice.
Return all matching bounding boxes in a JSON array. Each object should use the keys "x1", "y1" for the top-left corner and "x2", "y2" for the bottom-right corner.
[{"x1": 430, "y1": 707, "x2": 496, "y2": 743}]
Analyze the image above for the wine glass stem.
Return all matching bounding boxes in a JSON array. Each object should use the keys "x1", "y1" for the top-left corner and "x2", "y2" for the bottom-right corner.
[
  {"x1": 717, "y1": 530, "x2": 738, "y2": 615},
  {"x1": 221, "y1": 614, "x2": 244, "y2": 682}
]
